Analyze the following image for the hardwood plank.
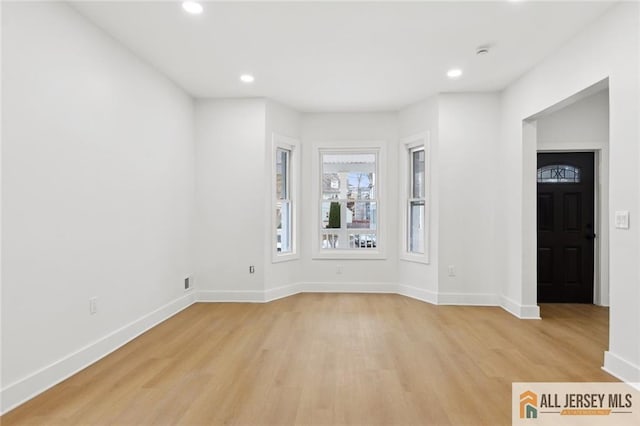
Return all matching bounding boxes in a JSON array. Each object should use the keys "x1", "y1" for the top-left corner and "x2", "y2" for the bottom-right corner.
[{"x1": 1, "y1": 294, "x2": 614, "y2": 425}]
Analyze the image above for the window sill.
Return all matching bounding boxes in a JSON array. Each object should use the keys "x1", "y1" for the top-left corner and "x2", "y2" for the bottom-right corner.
[
  {"x1": 312, "y1": 250, "x2": 387, "y2": 260},
  {"x1": 400, "y1": 253, "x2": 430, "y2": 265},
  {"x1": 272, "y1": 252, "x2": 300, "y2": 264}
]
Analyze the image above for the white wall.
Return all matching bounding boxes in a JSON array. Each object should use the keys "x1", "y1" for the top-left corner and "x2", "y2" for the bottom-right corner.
[
  {"x1": 264, "y1": 100, "x2": 302, "y2": 293},
  {"x1": 437, "y1": 93, "x2": 501, "y2": 303},
  {"x1": 536, "y1": 89, "x2": 610, "y2": 306},
  {"x1": 498, "y1": 2, "x2": 639, "y2": 379},
  {"x1": 537, "y1": 89, "x2": 609, "y2": 147},
  {"x1": 300, "y1": 113, "x2": 399, "y2": 287},
  {"x1": 1, "y1": 2, "x2": 195, "y2": 412},
  {"x1": 397, "y1": 97, "x2": 439, "y2": 298},
  {"x1": 397, "y1": 94, "x2": 501, "y2": 305},
  {"x1": 194, "y1": 99, "x2": 267, "y2": 297},
  {"x1": 195, "y1": 108, "x2": 401, "y2": 295}
]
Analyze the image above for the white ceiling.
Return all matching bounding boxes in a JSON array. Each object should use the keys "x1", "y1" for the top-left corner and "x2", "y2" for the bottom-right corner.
[{"x1": 71, "y1": 1, "x2": 615, "y2": 112}]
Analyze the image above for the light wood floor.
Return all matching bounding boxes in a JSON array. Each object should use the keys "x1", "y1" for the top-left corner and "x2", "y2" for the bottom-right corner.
[{"x1": 2, "y1": 293, "x2": 614, "y2": 425}]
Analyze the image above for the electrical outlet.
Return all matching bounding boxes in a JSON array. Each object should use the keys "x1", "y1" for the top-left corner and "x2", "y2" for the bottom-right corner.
[
  {"x1": 89, "y1": 297, "x2": 98, "y2": 315},
  {"x1": 249, "y1": 265, "x2": 255, "y2": 274},
  {"x1": 615, "y1": 211, "x2": 630, "y2": 229},
  {"x1": 184, "y1": 276, "x2": 192, "y2": 291},
  {"x1": 336, "y1": 264, "x2": 343, "y2": 274},
  {"x1": 447, "y1": 265, "x2": 456, "y2": 277}
]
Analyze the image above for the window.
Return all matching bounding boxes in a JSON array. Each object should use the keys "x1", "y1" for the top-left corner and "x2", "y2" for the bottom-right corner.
[
  {"x1": 276, "y1": 148, "x2": 292, "y2": 253},
  {"x1": 408, "y1": 147, "x2": 425, "y2": 254},
  {"x1": 272, "y1": 135, "x2": 299, "y2": 262},
  {"x1": 316, "y1": 148, "x2": 382, "y2": 256},
  {"x1": 537, "y1": 164, "x2": 581, "y2": 183},
  {"x1": 401, "y1": 133, "x2": 429, "y2": 263}
]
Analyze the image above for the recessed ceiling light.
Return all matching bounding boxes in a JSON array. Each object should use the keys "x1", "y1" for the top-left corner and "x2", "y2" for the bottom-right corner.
[
  {"x1": 240, "y1": 74, "x2": 255, "y2": 83},
  {"x1": 447, "y1": 68, "x2": 463, "y2": 79},
  {"x1": 182, "y1": 1, "x2": 203, "y2": 15}
]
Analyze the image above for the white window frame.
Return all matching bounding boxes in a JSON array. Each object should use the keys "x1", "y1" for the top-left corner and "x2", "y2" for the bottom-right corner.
[
  {"x1": 400, "y1": 133, "x2": 430, "y2": 264},
  {"x1": 272, "y1": 133, "x2": 300, "y2": 263},
  {"x1": 312, "y1": 140, "x2": 387, "y2": 260}
]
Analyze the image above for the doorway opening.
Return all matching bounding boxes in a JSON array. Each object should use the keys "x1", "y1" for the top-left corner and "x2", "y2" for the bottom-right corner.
[{"x1": 524, "y1": 79, "x2": 610, "y2": 311}]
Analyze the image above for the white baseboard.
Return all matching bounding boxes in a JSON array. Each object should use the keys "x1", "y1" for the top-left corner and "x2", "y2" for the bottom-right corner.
[
  {"x1": 197, "y1": 283, "x2": 400, "y2": 303},
  {"x1": 500, "y1": 295, "x2": 541, "y2": 319},
  {"x1": 198, "y1": 283, "x2": 399, "y2": 303},
  {"x1": 603, "y1": 351, "x2": 640, "y2": 385},
  {"x1": 300, "y1": 282, "x2": 398, "y2": 293},
  {"x1": 201, "y1": 285, "x2": 530, "y2": 318},
  {"x1": 0, "y1": 292, "x2": 196, "y2": 415},
  {"x1": 197, "y1": 290, "x2": 266, "y2": 303},
  {"x1": 438, "y1": 291, "x2": 500, "y2": 306},
  {"x1": 263, "y1": 282, "x2": 400, "y2": 303},
  {"x1": 397, "y1": 284, "x2": 438, "y2": 304},
  {"x1": 398, "y1": 285, "x2": 500, "y2": 307},
  {"x1": 264, "y1": 283, "x2": 301, "y2": 302}
]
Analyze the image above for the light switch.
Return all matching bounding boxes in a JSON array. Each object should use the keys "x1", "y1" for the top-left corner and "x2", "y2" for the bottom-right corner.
[{"x1": 615, "y1": 211, "x2": 630, "y2": 229}]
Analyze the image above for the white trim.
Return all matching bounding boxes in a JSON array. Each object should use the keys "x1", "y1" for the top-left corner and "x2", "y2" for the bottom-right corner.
[
  {"x1": 197, "y1": 290, "x2": 266, "y2": 303},
  {"x1": 438, "y1": 292, "x2": 500, "y2": 306},
  {"x1": 603, "y1": 351, "x2": 640, "y2": 385},
  {"x1": 398, "y1": 285, "x2": 500, "y2": 306},
  {"x1": 400, "y1": 253, "x2": 430, "y2": 265},
  {"x1": 523, "y1": 82, "x2": 611, "y2": 312},
  {"x1": 309, "y1": 250, "x2": 387, "y2": 260},
  {"x1": 397, "y1": 284, "x2": 438, "y2": 304},
  {"x1": 199, "y1": 283, "x2": 399, "y2": 303},
  {"x1": 196, "y1": 286, "x2": 538, "y2": 318},
  {"x1": 271, "y1": 133, "x2": 301, "y2": 263},
  {"x1": 399, "y1": 132, "x2": 430, "y2": 264},
  {"x1": 0, "y1": 293, "x2": 197, "y2": 415},
  {"x1": 311, "y1": 140, "x2": 387, "y2": 260},
  {"x1": 499, "y1": 295, "x2": 541, "y2": 319},
  {"x1": 264, "y1": 283, "x2": 302, "y2": 302},
  {"x1": 272, "y1": 252, "x2": 299, "y2": 263},
  {"x1": 299, "y1": 282, "x2": 397, "y2": 293}
]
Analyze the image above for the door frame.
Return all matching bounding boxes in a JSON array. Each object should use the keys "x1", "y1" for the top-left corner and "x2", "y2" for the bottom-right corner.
[
  {"x1": 521, "y1": 81, "x2": 610, "y2": 315},
  {"x1": 536, "y1": 148, "x2": 608, "y2": 306}
]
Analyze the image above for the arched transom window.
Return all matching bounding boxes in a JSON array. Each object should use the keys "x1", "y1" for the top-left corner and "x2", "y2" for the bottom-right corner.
[{"x1": 537, "y1": 164, "x2": 581, "y2": 183}]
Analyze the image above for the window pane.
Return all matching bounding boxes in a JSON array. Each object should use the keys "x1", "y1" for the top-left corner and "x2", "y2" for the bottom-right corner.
[
  {"x1": 276, "y1": 201, "x2": 291, "y2": 253},
  {"x1": 348, "y1": 172, "x2": 375, "y2": 200},
  {"x1": 537, "y1": 164, "x2": 581, "y2": 183},
  {"x1": 409, "y1": 201, "x2": 425, "y2": 254},
  {"x1": 276, "y1": 149, "x2": 289, "y2": 200},
  {"x1": 322, "y1": 201, "x2": 341, "y2": 229},
  {"x1": 412, "y1": 149, "x2": 425, "y2": 198},
  {"x1": 349, "y1": 233, "x2": 376, "y2": 249},
  {"x1": 322, "y1": 173, "x2": 341, "y2": 200},
  {"x1": 321, "y1": 233, "x2": 340, "y2": 249},
  {"x1": 322, "y1": 153, "x2": 376, "y2": 200},
  {"x1": 346, "y1": 201, "x2": 376, "y2": 229}
]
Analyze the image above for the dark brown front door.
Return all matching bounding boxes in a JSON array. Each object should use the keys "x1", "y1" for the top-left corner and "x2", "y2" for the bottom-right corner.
[{"x1": 537, "y1": 152, "x2": 595, "y2": 303}]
